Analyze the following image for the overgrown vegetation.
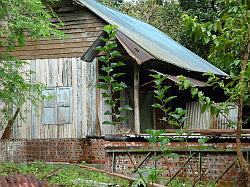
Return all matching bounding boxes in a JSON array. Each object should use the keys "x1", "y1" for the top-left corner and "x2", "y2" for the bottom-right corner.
[
  {"x1": 96, "y1": 25, "x2": 150, "y2": 186},
  {"x1": 96, "y1": 0, "x2": 250, "y2": 184},
  {"x1": 96, "y1": 25, "x2": 213, "y2": 186},
  {"x1": 0, "y1": 162, "x2": 130, "y2": 187},
  {"x1": 181, "y1": 0, "x2": 250, "y2": 184},
  {"x1": 96, "y1": 25, "x2": 133, "y2": 127}
]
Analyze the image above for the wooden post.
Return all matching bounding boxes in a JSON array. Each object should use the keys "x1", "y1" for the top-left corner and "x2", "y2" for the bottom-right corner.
[
  {"x1": 134, "y1": 63, "x2": 140, "y2": 134},
  {"x1": 95, "y1": 58, "x2": 101, "y2": 136}
]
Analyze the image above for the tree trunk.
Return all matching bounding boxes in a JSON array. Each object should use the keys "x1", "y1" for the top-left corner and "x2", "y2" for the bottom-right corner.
[
  {"x1": 236, "y1": 40, "x2": 250, "y2": 185},
  {"x1": 1, "y1": 107, "x2": 20, "y2": 139}
]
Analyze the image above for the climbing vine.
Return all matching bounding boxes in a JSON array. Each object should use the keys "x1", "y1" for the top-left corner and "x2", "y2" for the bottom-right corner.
[{"x1": 96, "y1": 25, "x2": 133, "y2": 127}]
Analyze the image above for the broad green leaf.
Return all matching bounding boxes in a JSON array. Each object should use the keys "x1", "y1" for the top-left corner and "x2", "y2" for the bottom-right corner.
[
  {"x1": 110, "y1": 50, "x2": 121, "y2": 58},
  {"x1": 103, "y1": 121, "x2": 113, "y2": 125},
  {"x1": 198, "y1": 137, "x2": 210, "y2": 144},
  {"x1": 101, "y1": 66, "x2": 113, "y2": 73},
  {"x1": 151, "y1": 103, "x2": 161, "y2": 108},
  {"x1": 118, "y1": 105, "x2": 133, "y2": 111},
  {"x1": 163, "y1": 96, "x2": 177, "y2": 103},
  {"x1": 104, "y1": 110, "x2": 112, "y2": 115}
]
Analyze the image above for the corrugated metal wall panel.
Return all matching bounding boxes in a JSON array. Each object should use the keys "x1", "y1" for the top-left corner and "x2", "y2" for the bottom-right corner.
[
  {"x1": 185, "y1": 102, "x2": 238, "y2": 129},
  {"x1": 216, "y1": 104, "x2": 238, "y2": 129},
  {"x1": 185, "y1": 102, "x2": 211, "y2": 129}
]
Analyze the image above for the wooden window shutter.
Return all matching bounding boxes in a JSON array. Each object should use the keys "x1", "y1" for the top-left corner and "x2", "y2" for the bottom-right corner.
[
  {"x1": 42, "y1": 88, "x2": 57, "y2": 124},
  {"x1": 57, "y1": 87, "x2": 72, "y2": 124}
]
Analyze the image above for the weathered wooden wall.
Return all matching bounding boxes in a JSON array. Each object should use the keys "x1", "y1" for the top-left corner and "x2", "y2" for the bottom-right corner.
[
  {"x1": 12, "y1": 4, "x2": 105, "y2": 59},
  {"x1": 7, "y1": 56, "x2": 126, "y2": 139},
  {"x1": 8, "y1": 58, "x2": 96, "y2": 139},
  {"x1": 1, "y1": 2, "x2": 111, "y2": 139}
]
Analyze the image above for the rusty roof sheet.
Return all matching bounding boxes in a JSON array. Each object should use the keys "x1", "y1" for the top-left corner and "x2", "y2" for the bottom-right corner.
[
  {"x1": 0, "y1": 174, "x2": 60, "y2": 187},
  {"x1": 74, "y1": 0, "x2": 227, "y2": 76},
  {"x1": 116, "y1": 31, "x2": 154, "y2": 65}
]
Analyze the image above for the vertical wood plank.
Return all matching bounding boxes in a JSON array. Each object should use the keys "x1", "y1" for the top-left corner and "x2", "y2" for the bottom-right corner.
[
  {"x1": 31, "y1": 59, "x2": 36, "y2": 139},
  {"x1": 86, "y1": 59, "x2": 97, "y2": 136},
  {"x1": 58, "y1": 58, "x2": 63, "y2": 87},
  {"x1": 76, "y1": 58, "x2": 83, "y2": 138},
  {"x1": 134, "y1": 63, "x2": 140, "y2": 134},
  {"x1": 36, "y1": 60, "x2": 42, "y2": 138},
  {"x1": 95, "y1": 58, "x2": 101, "y2": 136},
  {"x1": 72, "y1": 57, "x2": 78, "y2": 138},
  {"x1": 48, "y1": 59, "x2": 53, "y2": 87},
  {"x1": 81, "y1": 61, "x2": 88, "y2": 137}
]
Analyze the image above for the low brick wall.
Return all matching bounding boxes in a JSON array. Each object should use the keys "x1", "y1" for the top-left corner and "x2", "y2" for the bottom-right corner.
[
  {"x1": 0, "y1": 140, "x2": 27, "y2": 162},
  {"x1": 1, "y1": 139, "x2": 250, "y2": 184},
  {"x1": 102, "y1": 141, "x2": 250, "y2": 184},
  {"x1": 0, "y1": 139, "x2": 91, "y2": 163}
]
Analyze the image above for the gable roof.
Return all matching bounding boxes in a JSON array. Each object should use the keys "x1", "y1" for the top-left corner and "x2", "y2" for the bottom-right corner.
[{"x1": 74, "y1": 0, "x2": 227, "y2": 76}]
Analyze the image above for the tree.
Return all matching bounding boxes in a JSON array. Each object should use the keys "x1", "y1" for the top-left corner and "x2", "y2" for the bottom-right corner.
[
  {"x1": 0, "y1": 0, "x2": 63, "y2": 138},
  {"x1": 179, "y1": 0, "x2": 221, "y2": 60},
  {"x1": 182, "y1": 0, "x2": 250, "y2": 184}
]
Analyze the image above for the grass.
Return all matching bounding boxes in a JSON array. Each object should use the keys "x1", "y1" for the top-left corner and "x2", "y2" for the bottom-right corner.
[{"x1": 0, "y1": 161, "x2": 130, "y2": 187}]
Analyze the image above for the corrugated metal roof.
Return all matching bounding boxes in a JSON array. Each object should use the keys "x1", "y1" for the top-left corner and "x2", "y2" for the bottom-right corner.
[{"x1": 74, "y1": 0, "x2": 227, "y2": 76}]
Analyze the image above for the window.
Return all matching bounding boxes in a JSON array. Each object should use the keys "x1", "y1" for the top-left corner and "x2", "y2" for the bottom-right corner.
[{"x1": 42, "y1": 87, "x2": 72, "y2": 125}]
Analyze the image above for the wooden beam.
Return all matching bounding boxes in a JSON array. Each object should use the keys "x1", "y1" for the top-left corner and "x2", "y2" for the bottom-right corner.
[
  {"x1": 134, "y1": 63, "x2": 140, "y2": 134},
  {"x1": 81, "y1": 31, "x2": 106, "y2": 62},
  {"x1": 116, "y1": 31, "x2": 154, "y2": 65},
  {"x1": 78, "y1": 164, "x2": 166, "y2": 187},
  {"x1": 139, "y1": 80, "x2": 154, "y2": 88}
]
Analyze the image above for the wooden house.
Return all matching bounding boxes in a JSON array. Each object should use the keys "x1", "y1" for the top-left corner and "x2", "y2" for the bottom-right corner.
[{"x1": 5, "y1": 0, "x2": 237, "y2": 140}]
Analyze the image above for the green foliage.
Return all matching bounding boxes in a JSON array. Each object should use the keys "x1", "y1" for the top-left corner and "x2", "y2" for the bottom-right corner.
[
  {"x1": 144, "y1": 73, "x2": 191, "y2": 184},
  {"x1": 0, "y1": 161, "x2": 130, "y2": 187},
  {"x1": 0, "y1": 0, "x2": 64, "y2": 126},
  {"x1": 177, "y1": 75, "x2": 240, "y2": 128},
  {"x1": 167, "y1": 179, "x2": 216, "y2": 187},
  {"x1": 179, "y1": 0, "x2": 250, "y2": 134},
  {"x1": 179, "y1": 0, "x2": 221, "y2": 60},
  {"x1": 150, "y1": 73, "x2": 187, "y2": 128},
  {"x1": 131, "y1": 178, "x2": 147, "y2": 187},
  {"x1": 0, "y1": 0, "x2": 63, "y2": 50},
  {"x1": 182, "y1": 0, "x2": 249, "y2": 72},
  {"x1": 96, "y1": 25, "x2": 132, "y2": 126},
  {"x1": 198, "y1": 137, "x2": 210, "y2": 145},
  {"x1": 145, "y1": 168, "x2": 163, "y2": 184}
]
